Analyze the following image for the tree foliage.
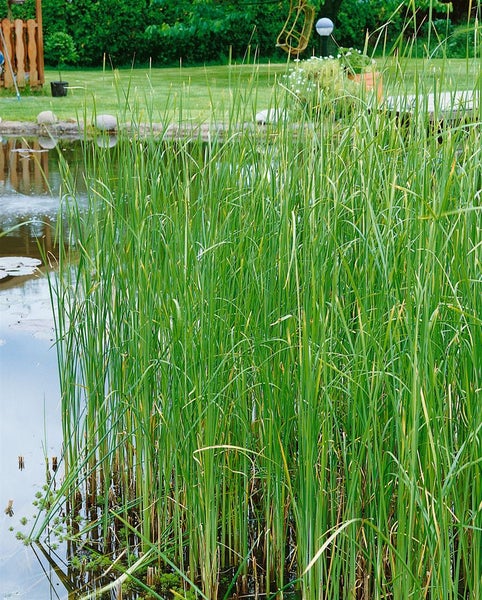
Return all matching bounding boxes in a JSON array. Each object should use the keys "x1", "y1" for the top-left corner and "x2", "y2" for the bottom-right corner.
[
  {"x1": 0, "y1": 0, "x2": 477, "y2": 67},
  {"x1": 44, "y1": 31, "x2": 79, "y2": 67}
]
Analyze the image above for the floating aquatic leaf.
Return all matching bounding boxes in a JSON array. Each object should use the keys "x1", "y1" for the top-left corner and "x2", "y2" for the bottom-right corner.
[{"x1": 0, "y1": 256, "x2": 42, "y2": 277}]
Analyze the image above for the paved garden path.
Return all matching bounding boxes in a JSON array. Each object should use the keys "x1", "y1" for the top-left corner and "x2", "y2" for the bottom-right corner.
[{"x1": 384, "y1": 89, "x2": 479, "y2": 119}]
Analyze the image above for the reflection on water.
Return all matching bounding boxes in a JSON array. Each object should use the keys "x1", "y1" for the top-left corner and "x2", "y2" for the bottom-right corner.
[
  {"x1": 0, "y1": 308, "x2": 65, "y2": 597},
  {"x1": 1, "y1": 139, "x2": 50, "y2": 195},
  {"x1": 0, "y1": 137, "x2": 86, "y2": 263},
  {"x1": 0, "y1": 137, "x2": 86, "y2": 599}
]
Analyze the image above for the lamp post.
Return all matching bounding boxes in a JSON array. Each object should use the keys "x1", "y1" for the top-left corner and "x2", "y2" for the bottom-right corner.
[{"x1": 315, "y1": 17, "x2": 334, "y2": 57}]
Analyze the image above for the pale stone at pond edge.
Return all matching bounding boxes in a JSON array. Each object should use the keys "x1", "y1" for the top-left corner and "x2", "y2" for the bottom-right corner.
[
  {"x1": 255, "y1": 109, "x2": 288, "y2": 125},
  {"x1": 37, "y1": 111, "x2": 57, "y2": 125},
  {"x1": 95, "y1": 114, "x2": 117, "y2": 131}
]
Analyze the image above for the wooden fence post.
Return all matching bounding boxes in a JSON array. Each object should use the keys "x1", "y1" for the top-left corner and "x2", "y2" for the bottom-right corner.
[
  {"x1": 35, "y1": 0, "x2": 44, "y2": 84},
  {"x1": 1, "y1": 19, "x2": 14, "y2": 88},
  {"x1": 14, "y1": 18, "x2": 25, "y2": 86},
  {"x1": 27, "y1": 19, "x2": 38, "y2": 86}
]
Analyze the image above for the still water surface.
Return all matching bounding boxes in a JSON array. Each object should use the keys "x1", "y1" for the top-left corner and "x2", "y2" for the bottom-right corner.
[{"x1": 0, "y1": 137, "x2": 85, "y2": 599}]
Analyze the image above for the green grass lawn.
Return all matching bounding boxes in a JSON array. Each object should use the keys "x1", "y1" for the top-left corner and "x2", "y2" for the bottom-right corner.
[
  {"x1": 0, "y1": 63, "x2": 287, "y2": 123},
  {"x1": 0, "y1": 58, "x2": 479, "y2": 124}
]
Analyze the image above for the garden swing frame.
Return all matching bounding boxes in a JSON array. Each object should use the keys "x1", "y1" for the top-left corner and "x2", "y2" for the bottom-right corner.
[{"x1": 276, "y1": 0, "x2": 316, "y2": 56}]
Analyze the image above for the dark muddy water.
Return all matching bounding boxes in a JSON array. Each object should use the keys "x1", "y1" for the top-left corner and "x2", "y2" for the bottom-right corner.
[{"x1": 0, "y1": 137, "x2": 85, "y2": 599}]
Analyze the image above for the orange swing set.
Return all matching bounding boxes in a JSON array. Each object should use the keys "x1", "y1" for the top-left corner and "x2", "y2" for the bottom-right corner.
[{"x1": 276, "y1": 0, "x2": 316, "y2": 56}]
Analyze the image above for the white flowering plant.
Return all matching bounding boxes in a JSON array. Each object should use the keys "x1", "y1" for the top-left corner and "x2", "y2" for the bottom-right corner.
[
  {"x1": 281, "y1": 56, "x2": 359, "y2": 117},
  {"x1": 337, "y1": 47, "x2": 376, "y2": 75},
  {"x1": 281, "y1": 49, "x2": 379, "y2": 118}
]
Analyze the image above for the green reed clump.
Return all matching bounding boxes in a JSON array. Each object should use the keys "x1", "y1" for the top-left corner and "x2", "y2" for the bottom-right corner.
[{"x1": 36, "y1": 56, "x2": 482, "y2": 600}]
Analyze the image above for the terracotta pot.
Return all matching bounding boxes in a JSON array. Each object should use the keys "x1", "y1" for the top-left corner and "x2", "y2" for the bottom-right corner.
[{"x1": 348, "y1": 71, "x2": 383, "y2": 102}]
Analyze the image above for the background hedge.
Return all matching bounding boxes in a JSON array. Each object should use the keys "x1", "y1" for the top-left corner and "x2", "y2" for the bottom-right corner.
[{"x1": 1, "y1": 0, "x2": 479, "y2": 68}]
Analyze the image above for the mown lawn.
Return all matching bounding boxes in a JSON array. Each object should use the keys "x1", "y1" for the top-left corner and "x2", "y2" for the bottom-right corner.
[{"x1": 0, "y1": 58, "x2": 479, "y2": 124}]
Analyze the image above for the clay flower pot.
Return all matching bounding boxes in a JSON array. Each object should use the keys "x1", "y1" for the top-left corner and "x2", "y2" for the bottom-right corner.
[{"x1": 348, "y1": 71, "x2": 383, "y2": 102}]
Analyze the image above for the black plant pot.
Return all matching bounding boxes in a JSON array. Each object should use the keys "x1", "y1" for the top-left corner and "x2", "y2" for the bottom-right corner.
[{"x1": 51, "y1": 81, "x2": 68, "y2": 97}]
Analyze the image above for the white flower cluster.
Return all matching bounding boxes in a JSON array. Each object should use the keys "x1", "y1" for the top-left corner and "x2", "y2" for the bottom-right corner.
[
  {"x1": 337, "y1": 47, "x2": 376, "y2": 74},
  {"x1": 282, "y1": 56, "x2": 350, "y2": 106}
]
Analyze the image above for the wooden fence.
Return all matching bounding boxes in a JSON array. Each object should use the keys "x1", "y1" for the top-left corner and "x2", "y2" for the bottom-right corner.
[{"x1": 0, "y1": 18, "x2": 44, "y2": 88}]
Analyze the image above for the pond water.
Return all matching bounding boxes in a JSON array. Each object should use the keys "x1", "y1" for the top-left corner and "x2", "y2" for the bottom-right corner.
[{"x1": 0, "y1": 137, "x2": 85, "y2": 599}]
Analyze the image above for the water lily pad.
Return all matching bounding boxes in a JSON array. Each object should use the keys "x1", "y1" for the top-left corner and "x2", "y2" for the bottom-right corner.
[{"x1": 0, "y1": 256, "x2": 42, "y2": 277}]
